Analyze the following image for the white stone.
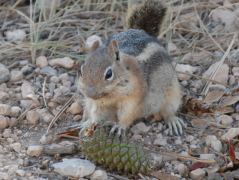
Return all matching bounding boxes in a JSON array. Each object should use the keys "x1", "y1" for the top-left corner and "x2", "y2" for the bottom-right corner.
[
  {"x1": 190, "y1": 168, "x2": 206, "y2": 180},
  {"x1": 26, "y1": 110, "x2": 40, "y2": 125},
  {"x1": 49, "y1": 57, "x2": 74, "y2": 69},
  {"x1": 206, "y1": 135, "x2": 222, "y2": 152},
  {"x1": 10, "y1": 106, "x2": 21, "y2": 117},
  {"x1": 21, "y1": 81, "x2": 36, "y2": 99},
  {"x1": 36, "y1": 56, "x2": 48, "y2": 68},
  {"x1": 0, "y1": 104, "x2": 11, "y2": 116},
  {"x1": 10, "y1": 70, "x2": 23, "y2": 82},
  {"x1": 27, "y1": 145, "x2": 43, "y2": 157},
  {"x1": 5, "y1": 29, "x2": 26, "y2": 42},
  {"x1": 176, "y1": 163, "x2": 188, "y2": 177},
  {"x1": 90, "y1": 170, "x2": 108, "y2": 180},
  {"x1": 52, "y1": 158, "x2": 95, "y2": 178},
  {"x1": 219, "y1": 114, "x2": 233, "y2": 126},
  {"x1": 200, "y1": 153, "x2": 216, "y2": 160},
  {"x1": 16, "y1": 169, "x2": 25, "y2": 177},
  {"x1": 10, "y1": 142, "x2": 22, "y2": 153},
  {"x1": 68, "y1": 102, "x2": 82, "y2": 115}
]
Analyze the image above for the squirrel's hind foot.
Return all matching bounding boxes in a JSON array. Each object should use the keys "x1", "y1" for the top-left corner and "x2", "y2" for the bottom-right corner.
[
  {"x1": 110, "y1": 124, "x2": 126, "y2": 137},
  {"x1": 166, "y1": 116, "x2": 186, "y2": 136}
]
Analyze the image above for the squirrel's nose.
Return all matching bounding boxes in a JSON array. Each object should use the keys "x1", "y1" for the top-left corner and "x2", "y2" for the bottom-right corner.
[{"x1": 87, "y1": 86, "x2": 99, "y2": 99}]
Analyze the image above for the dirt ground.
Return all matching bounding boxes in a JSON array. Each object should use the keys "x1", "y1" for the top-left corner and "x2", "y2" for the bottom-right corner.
[{"x1": 0, "y1": 0, "x2": 239, "y2": 179}]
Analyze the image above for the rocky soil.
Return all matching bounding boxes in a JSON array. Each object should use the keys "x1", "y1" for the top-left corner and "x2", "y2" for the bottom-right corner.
[{"x1": 0, "y1": 0, "x2": 239, "y2": 179}]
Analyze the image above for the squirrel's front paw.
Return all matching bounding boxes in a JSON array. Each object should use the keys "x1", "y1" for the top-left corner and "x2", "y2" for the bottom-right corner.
[
  {"x1": 166, "y1": 116, "x2": 186, "y2": 136},
  {"x1": 110, "y1": 124, "x2": 126, "y2": 137},
  {"x1": 79, "y1": 120, "x2": 95, "y2": 134}
]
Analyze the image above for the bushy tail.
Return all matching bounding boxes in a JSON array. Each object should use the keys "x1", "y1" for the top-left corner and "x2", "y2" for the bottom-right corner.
[{"x1": 127, "y1": 0, "x2": 167, "y2": 37}]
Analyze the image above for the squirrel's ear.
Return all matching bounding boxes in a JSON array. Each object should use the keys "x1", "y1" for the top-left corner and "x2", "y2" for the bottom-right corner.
[
  {"x1": 108, "y1": 40, "x2": 120, "y2": 61},
  {"x1": 79, "y1": 38, "x2": 100, "y2": 53},
  {"x1": 90, "y1": 40, "x2": 100, "y2": 52}
]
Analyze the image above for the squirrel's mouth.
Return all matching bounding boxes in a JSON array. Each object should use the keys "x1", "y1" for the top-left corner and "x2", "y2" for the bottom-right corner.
[{"x1": 88, "y1": 92, "x2": 109, "y2": 100}]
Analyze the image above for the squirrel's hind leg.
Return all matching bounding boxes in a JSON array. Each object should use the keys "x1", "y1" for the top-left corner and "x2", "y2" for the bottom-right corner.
[{"x1": 160, "y1": 79, "x2": 186, "y2": 135}]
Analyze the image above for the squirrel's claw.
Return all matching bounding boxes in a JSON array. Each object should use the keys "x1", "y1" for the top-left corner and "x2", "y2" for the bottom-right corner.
[
  {"x1": 79, "y1": 120, "x2": 93, "y2": 135},
  {"x1": 110, "y1": 124, "x2": 126, "y2": 137},
  {"x1": 167, "y1": 116, "x2": 186, "y2": 136}
]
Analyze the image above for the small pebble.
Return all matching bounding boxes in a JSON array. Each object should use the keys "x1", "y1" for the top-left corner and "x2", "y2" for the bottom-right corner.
[
  {"x1": 0, "y1": 115, "x2": 9, "y2": 129},
  {"x1": 68, "y1": 102, "x2": 82, "y2": 115},
  {"x1": 36, "y1": 56, "x2": 48, "y2": 68},
  {"x1": 219, "y1": 115, "x2": 234, "y2": 126},
  {"x1": 131, "y1": 122, "x2": 150, "y2": 134},
  {"x1": 16, "y1": 169, "x2": 25, "y2": 177},
  {"x1": 176, "y1": 163, "x2": 188, "y2": 177},
  {"x1": 49, "y1": 57, "x2": 74, "y2": 69},
  {"x1": 190, "y1": 168, "x2": 206, "y2": 180},
  {"x1": 27, "y1": 145, "x2": 43, "y2": 157},
  {"x1": 10, "y1": 106, "x2": 21, "y2": 117},
  {"x1": 10, "y1": 70, "x2": 23, "y2": 82},
  {"x1": 26, "y1": 110, "x2": 40, "y2": 125}
]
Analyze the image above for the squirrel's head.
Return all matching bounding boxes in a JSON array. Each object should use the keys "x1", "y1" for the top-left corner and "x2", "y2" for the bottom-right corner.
[{"x1": 78, "y1": 40, "x2": 138, "y2": 100}]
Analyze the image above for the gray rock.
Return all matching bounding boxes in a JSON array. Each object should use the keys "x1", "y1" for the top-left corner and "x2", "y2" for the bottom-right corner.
[
  {"x1": 39, "y1": 66, "x2": 57, "y2": 76},
  {"x1": 131, "y1": 122, "x2": 150, "y2": 134},
  {"x1": 0, "y1": 63, "x2": 10, "y2": 83},
  {"x1": 21, "y1": 65, "x2": 34, "y2": 76},
  {"x1": 153, "y1": 134, "x2": 167, "y2": 146},
  {"x1": 52, "y1": 158, "x2": 95, "y2": 178},
  {"x1": 10, "y1": 70, "x2": 23, "y2": 82},
  {"x1": 0, "y1": 91, "x2": 9, "y2": 101},
  {"x1": 10, "y1": 106, "x2": 21, "y2": 117},
  {"x1": 26, "y1": 110, "x2": 40, "y2": 125}
]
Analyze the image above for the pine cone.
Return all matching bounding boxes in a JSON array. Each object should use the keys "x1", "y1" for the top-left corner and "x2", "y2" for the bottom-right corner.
[{"x1": 81, "y1": 125, "x2": 151, "y2": 175}]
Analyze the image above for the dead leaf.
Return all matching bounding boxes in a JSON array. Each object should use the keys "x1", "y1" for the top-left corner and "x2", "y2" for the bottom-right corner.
[
  {"x1": 191, "y1": 118, "x2": 209, "y2": 129},
  {"x1": 203, "y1": 62, "x2": 229, "y2": 85},
  {"x1": 219, "y1": 95, "x2": 239, "y2": 107},
  {"x1": 228, "y1": 140, "x2": 236, "y2": 162},
  {"x1": 204, "y1": 89, "x2": 225, "y2": 104},
  {"x1": 190, "y1": 162, "x2": 209, "y2": 171}
]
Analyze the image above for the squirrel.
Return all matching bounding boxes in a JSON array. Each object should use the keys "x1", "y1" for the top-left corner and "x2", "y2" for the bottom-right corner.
[{"x1": 78, "y1": 0, "x2": 185, "y2": 136}]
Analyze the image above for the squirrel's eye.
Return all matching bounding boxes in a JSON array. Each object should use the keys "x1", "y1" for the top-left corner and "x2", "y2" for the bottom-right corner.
[{"x1": 104, "y1": 67, "x2": 113, "y2": 81}]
